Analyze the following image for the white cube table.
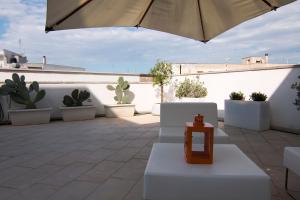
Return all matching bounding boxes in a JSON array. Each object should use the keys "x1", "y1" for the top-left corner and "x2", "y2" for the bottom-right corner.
[{"x1": 144, "y1": 143, "x2": 271, "y2": 200}]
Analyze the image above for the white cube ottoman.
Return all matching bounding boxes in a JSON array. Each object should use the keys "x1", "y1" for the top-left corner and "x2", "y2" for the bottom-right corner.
[
  {"x1": 284, "y1": 147, "x2": 300, "y2": 176},
  {"x1": 159, "y1": 102, "x2": 228, "y2": 143},
  {"x1": 283, "y1": 147, "x2": 300, "y2": 199},
  {"x1": 144, "y1": 143, "x2": 271, "y2": 200}
]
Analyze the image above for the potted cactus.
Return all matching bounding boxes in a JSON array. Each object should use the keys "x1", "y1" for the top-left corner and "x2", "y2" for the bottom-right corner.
[
  {"x1": 225, "y1": 91, "x2": 270, "y2": 131},
  {"x1": 105, "y1": 77, "x2": 135, "y2": 117},
  {"x1": 60, "y1": 89, "x2": 96, "y2": 121},
  {"x1": 0, "y1": 73, "x2": 51, "y2": 125}
]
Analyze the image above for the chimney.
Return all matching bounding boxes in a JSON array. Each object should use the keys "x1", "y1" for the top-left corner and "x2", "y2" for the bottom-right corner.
[
  {"x1": 42, "y1": 56, "x2": 46, "y2": 68},
  {"x1": 264, "y1": 53, "x2": 269, "y2": 64}
]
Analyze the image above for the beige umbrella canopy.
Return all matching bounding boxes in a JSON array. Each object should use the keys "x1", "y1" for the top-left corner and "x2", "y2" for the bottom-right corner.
[{"x1": 45, "y1": 0, "x2": 295, "y2": 42}]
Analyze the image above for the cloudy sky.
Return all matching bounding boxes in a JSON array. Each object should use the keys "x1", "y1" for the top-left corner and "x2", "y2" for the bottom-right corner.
[{"x1": 0, "y1": 0, "x2": 299, "y2": 73}]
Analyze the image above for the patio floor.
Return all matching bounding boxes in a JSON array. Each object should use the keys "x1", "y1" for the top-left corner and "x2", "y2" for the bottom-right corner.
[{"x1": 0, "y1": 114, "x2": 299, "y2": 200}]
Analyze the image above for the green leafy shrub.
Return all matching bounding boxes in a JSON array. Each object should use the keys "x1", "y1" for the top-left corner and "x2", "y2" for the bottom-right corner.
[
  {"x1": 291, "y1": 75, "x2": 300, "y2": 110},
  {"x1": 250, "y1": 92, "x2": 267, "y2": 101},
  {"x1": 107, "y1": 77, "x2": 131, "y2": 104},
  {"x1": 175, "y1": 78, "x2": 207, "y2": 98},
  {"x1": 63, "y1": 89, "x2": 90, "y2": 107},
  {"x1": 150, "y1": 61, "x2": 173, "y2": 103},
  {"x1": 0, "y1": 73, "x2": 46, "y2": 109},
  {"x1": 229, "y1": 91, "x2": 245, "y2": 100}
]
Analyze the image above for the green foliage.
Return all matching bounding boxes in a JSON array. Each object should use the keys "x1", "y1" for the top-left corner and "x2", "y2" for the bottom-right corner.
[
  {"x1": 0, "y1": 73, "x2": 46, "y2": 109},
  {"x1": 107, "y1": 77, "x2": 131, "y2": 104},
  {"x1": 149, "y1": 60, "x2": 173, "y2": 87},
  {"x1": 291, "y1": 75, "x2": 300, "y2": 110},
  {"x1": 175, "y1": 78, "x2": 207, "y2": 98},
  {"x1": 63, "y1": 89, "x2": 90, "y2": 107},
  {"x1": 250, "y1": 92, "x2": 267, "y2": 101},
  {"x1": 229, "y1": 91, "x2": 245, "y2": 100},
  {"x1": 149, "y1": 60, "x2": 173, "y2": 102}
]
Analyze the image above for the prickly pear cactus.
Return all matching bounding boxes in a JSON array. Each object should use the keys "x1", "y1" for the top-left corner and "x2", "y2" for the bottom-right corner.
[
  {"x1": 107, "y1": 77, "x2": 130, "y2": 104},
  {"x1": 0, "y1": 73, "x2": 46, "y2": 109},
  {"x1": 63, "y1": 89, "x2": 90, "y2": 107}
]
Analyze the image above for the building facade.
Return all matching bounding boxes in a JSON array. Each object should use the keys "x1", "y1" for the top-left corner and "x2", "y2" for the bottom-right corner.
[
  {"x1": 0, "y1": 49, "x2": 27, "y2": 69},
  {"x1": 172, "y1": 54, "x2": 294, "y2": 75},
  {"x1": 0, "y1": 49, "x2": 85, "y2": 72}
]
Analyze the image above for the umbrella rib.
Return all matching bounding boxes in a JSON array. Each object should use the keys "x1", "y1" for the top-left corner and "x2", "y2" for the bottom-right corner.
[
  {"x1": 197, "y1": 0, "x2": 207, "y2": 42},
  {"x1": 136, "y1": 0, "x2": 155, "y2": 27},
  {"x1": 45, "y1": 0, "x2": 94, "y2": 32},
  {"x1": 261, "y1": 0, "x2": 278, "y2": 10}
]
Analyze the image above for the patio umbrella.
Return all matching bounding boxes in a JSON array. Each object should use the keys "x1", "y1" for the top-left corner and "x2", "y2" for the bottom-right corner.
[{"x1": 45, "y1": 0, "x2": 295, "y2": 42}]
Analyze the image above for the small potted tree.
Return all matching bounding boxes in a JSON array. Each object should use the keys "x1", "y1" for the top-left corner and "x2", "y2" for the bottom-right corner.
[
  {"x1": 0, "y1": 73, "x2": 51, "y2": 125},
  {"x1": 149, "y1": 60, "x2": 173, "y2": 115},
  {"x1": 105, "y1": 77, "x2": 135, "y2": 117},
  {"x1": 60, "y1": 89, "x2": 96, "y2": 121},
  {"x1": 175, "y1": 78, "x2": 207, "y2": 102},
  {"x1": 225, "y1": 91, "x2": 270, "y2": 131}
]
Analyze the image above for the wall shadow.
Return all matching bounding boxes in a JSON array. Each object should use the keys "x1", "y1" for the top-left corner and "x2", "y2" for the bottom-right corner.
[{"x1": 268, "y1": 67, "x2": 300, "y2": 134}]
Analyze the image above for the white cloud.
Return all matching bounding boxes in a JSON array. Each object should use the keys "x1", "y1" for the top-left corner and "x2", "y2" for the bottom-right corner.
[{"x1": 0, "y1": 0, "x2": 299, "y2": 73}]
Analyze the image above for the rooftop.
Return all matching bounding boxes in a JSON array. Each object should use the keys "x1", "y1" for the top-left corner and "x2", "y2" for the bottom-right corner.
[{"x1": 0, "y1": 114, "x2": 299, "y2": 200}]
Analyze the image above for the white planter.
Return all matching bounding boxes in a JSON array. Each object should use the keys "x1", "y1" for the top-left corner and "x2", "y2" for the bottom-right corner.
[
  {"x1": 60, "y1": 106, "x2": 96, "y2": 122},
  {"x1": 174, "y1": 97, "x2": 207, "y2": 102},
  {"x1": 224, "y1": 100, "x2": 270, "y2": 131},
  {"x1": 152, "y1": 103, "x2": 160, "y2": 116},
  {"x1": 104, "y1": 104, "x2": 135, "y2": 118},
  {"x1": 8, "y1": 108, "x2": 52, "y2": 126}
]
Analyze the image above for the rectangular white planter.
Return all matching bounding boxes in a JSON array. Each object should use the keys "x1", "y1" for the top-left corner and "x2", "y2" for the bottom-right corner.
[
  {"x1": 224, "y1": 100, "x2": 270, "y2": 131},
  {"x1": 60, "y1": 106, "x2": 96, "y2": 122},
  {"x1": 104, "y1": 104, "x2": 135, "y2": 118},
  {"x1": 9, "y1": 108, "x2": 52, "y2": 126}
]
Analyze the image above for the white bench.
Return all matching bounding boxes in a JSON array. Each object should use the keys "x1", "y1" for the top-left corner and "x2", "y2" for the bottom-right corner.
[
  {"x1": 144, "y1": 143, "x2": 271, "y2": 200},
  {"x1": 283, "y1": 147, "x2": 300, "y2": 199},
  {"x1": 159, "y1": 102, "x2": 228, "y2": 143}
]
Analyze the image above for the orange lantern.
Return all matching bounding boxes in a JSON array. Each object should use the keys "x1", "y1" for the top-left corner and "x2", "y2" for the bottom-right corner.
[{"x1": 184, "y1": 114, "x2": 214, "y2": 164}]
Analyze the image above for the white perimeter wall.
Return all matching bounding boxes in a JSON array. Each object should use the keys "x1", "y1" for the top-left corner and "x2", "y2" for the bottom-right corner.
[
  {"x1": 0, "y1": 67, "x2": 300, "y2": 134},
  {"x1": 0, "y1": 70, "x2": 160, "y2": 120},
  {"x1": 168, "y1": 67, "x2": 300, "y2": 134}
]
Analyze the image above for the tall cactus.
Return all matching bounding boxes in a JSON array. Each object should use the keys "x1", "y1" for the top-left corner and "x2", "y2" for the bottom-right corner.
[
  {"x1": 63, "y1": 89, "x2": 90, "y2": 107},
  {"x1": 0, "y1": 73, "x2": 46, "y2": 109},
  {"x1": 107, "y1": 77, "x2": 130, "y2": 104}
]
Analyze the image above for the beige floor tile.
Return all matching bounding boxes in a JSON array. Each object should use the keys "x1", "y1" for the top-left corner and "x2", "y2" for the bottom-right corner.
[
  {"x1": 85, "y1": 178, "x2": 135, "y2": 200},
  {"x1": 0, "y1": 115, "x2": 299, "y2": 200}
]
